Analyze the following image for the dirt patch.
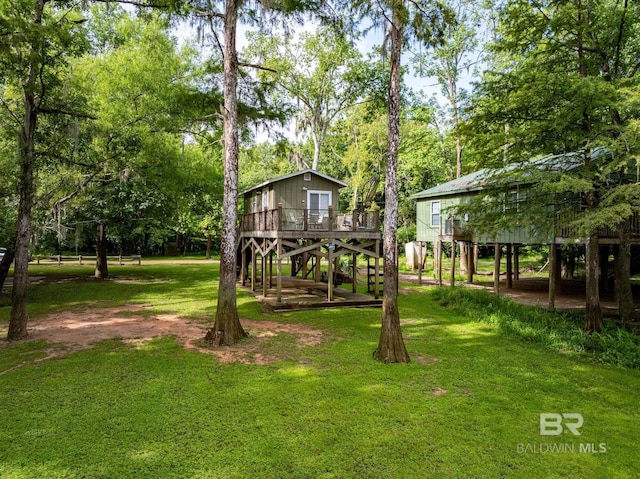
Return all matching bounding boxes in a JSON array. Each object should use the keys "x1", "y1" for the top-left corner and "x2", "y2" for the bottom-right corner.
[
  {"x1": 432, "y1": 387, "x2": 448, "y2": 396},
  {"x1": 1, "y1": 305, "x2": 324, "y2": 367},
  {"x1": 413, "y1": 354, "x2": 439, "y2": 365}
]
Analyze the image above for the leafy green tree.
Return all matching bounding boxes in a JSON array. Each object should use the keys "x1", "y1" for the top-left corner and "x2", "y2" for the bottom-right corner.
[
  {"x1": 44, "y1": 9, "x2": 199, "y2": 277},
  {"x1": 173, "y1": 143, "x2": 224, "y2": 258},
  {"x1": 192, "y1": 0, "x2": 329, "y2": 346},
  {"x1": 1, "y1": 0, "x2": 89, "y2": 339},
  {"x1": 352, "y1": 0, "x2": 453, "y2": 363},
  {"x1": 398, "y1": 103, "x2": 451, "y2": 227},
  {"x1": 413, "y1": 0, "x2": 482, "y2": 179},
  {"x1": 466, "y1": 0, "x2": 640, "y2": 331},
  {"x1": 244, "y1": 27, "x2": 383, "y2": 170}
]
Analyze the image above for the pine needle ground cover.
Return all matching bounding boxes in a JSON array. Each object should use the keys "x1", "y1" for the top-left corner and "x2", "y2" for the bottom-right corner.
[{"x1": 0, "y1": 262, "x2": 638, "y2": 478}]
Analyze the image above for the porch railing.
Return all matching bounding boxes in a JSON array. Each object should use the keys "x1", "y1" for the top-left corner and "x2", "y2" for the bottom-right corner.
[
  {"x1": 241, "y1": 205, "x2": 380, "y2": 233},
  {"x1": 557, "y1": 211, "x2": 640, "y2": 238}
]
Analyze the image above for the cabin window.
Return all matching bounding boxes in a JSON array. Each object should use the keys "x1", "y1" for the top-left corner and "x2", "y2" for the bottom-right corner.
[
  {"x1": 262, "y1": 190, "x2": 269, "y2": 210},
  {"x1": 303, "y1": 173, "x2": 312, "y2": 181},
  {"x1": 308, "y1": 190, "x2": 331, "y2": 217},
  {"x1": 431, "y1": 201, "x2": 441, "y2": 226},
  {"x1": 505, "y1": 188, "x2": 524, "y2": 213}
]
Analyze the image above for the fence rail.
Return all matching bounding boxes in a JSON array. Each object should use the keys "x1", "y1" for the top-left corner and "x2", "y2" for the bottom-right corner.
[{"x1": 34, "y1": 255, "x2": 142, "y2": 266}]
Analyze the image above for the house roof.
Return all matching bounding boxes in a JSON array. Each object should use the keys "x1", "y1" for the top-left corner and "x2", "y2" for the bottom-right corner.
[
  {"x1": 410, "y1": 147, "x2": 610, "y2": 200},
  {"x1": 241, "y1": 169, "x2": 348, "y2": 196}
]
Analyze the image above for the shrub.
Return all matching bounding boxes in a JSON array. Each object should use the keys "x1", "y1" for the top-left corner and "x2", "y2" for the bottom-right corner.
[{"x1": 431, "y1": 287, "x2": 640, "y2": 369}]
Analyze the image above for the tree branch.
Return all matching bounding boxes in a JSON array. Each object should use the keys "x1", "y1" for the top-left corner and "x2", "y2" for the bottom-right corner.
[
  {"x1": 90, "y1": 0, "x2": 171, "y2": 8},
  {"x1": 195, "y1": 10, "x2": 224, "y2": 20},
  {"x1": 238, "y1": 62, "x2": 277, "y2": 73},
  {"x1": 51, "y1": 170, "x2": 101, "y2": 216},
  {"x1": 38, "y1": 107, "x2": 98, "y2": 119},
  {"x1": 0, "y1": 97, "x2": 21, "y2": 125}
]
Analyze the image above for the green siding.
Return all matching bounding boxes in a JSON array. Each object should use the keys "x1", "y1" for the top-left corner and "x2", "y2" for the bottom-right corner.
[
  {"x1": 243, "y1": 173, "x2": 342, "y2": 214},
  {"x1": 416, "y1": 192, "x2": 553, "y2": 245}
]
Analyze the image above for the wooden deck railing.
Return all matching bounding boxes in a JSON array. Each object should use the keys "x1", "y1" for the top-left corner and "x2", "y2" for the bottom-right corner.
[
  {"x1": 241, "y1": 206, "x2": 380, "y2": 233},
  {"x1": 557, "y1": 211, "x2": 640, "y2": 238}
]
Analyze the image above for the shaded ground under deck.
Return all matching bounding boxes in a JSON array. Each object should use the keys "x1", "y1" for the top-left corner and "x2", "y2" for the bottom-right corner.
[
  {"x1": 242, "y1": 271, "x2": 640, "y2": 332},
  {"x1": 242, "y1": 276, "x2": 382, "y2": 312}
]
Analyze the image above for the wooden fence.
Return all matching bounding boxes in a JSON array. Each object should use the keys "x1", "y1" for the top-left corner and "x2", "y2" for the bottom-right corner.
[{"x1": 34, "y1": 255, "x2": 142, "y2": 266}]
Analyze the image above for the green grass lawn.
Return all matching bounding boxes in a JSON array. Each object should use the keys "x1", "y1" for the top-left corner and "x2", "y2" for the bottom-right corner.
[{"x1": 0, "y1": 262, "x2": 638, "y2": 478}]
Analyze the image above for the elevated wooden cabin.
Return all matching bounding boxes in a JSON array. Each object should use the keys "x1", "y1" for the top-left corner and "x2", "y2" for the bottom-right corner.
[
  {"x1": 411, "y1": 149, "x2": 640, "y2": 307},
  {"x1": 239, "y1": 169, "x2": 383, "y2": 306}
]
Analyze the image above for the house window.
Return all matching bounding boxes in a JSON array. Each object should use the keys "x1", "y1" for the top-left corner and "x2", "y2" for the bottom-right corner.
[
  {"x1": 303, "y1": 173, "x2": 311, "y2": 181},
  {"x1": 308, "y1": 190, "x2": 331, "y2": 217},
  {"x1": 431, "y1": 200, "x2": 441, "y2": 226},
  {"x1": 262, "y1": 190, "x2": 269, "y2": 210}
]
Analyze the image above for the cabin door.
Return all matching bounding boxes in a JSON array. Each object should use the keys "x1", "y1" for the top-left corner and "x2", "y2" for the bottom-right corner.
[{"x1": 308, "y1": 191, "x2": 331, "y2": 219}]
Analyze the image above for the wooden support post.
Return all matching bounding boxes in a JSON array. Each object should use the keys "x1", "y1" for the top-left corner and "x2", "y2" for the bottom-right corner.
[
  {"x1": 352, "y1": 253, "x2": 357, "y2": 293},
  {"x1": 432, "y1": 241, "x2": 437, "y2": 277},
  {"x1": 251, "y1": 243, "x2": 256, "y2": 292},
  {"x1": 327, "y1": 251, "x2": 334, "y2": 301},
  {"x1": 269, "y1": 252, "x2": 273, "y2": 288},
  {"x1": 328, "y1": 205, "x2": 334, "y2": 232},
  {"x1": 466, "y1": 242, "x2": 474, "y2": 284},
  {"x1": 315, "y1": 252, "x2": 321, "y2": 282},
  {"x1": 450, "y1": 239, "x2": 456, "y2": 287},
  {"x1": 549, "y1": 243, "x2": 557, "y2": 310},
  {"x1": 241, "y1": 242, "x2": 246, "y2": 286},
  {"x1": 437, "y1": 240, "x2": 443, "y2": 286},
  {"x1": 277, "y1": 240, "x2": 283, "y2": 303},
  {"x1": 277, "y1": 203, "x2": 283, "y2": 230},
  {"x1": 79, "y1": 255, "x2": 83, "y2": 266},
  {"x1": 417, "y1": 241, "x2": 423, "y2": 286},
  {"x1": 473, "y1": 243, "x2": 479, "y2": 273},
  {"x1": 514, "y1": 245, "x2": 520, "y2": 281},
  {"x1": 374, "y1": 250, "x2": 380, "y2": 299},
  {"x1": 262, "y1": 251, "x2": 267, "y2": 298},
  {"x1": 506, "y1": 244, "x2": 513, "y2": 289},
  {"x1": 302, "y1": 245, "x2": 308, "y2": 279},
  {"x1": 494, "y1": 243, "x2": 501, "y2": 295}
]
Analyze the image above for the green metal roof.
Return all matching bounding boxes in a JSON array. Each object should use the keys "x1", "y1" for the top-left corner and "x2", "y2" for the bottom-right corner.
[
  {"x1": 410, "y1": 168, "x2": 492, "y2": 199},
  {"x1": 410, "y1": 147, "x2": 610, "y2": 200}
]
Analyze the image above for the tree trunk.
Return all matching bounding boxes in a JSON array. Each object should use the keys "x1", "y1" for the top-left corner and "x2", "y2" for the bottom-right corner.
[
  {"x1": 7, "y1": 0, "x2": 44, "y2": 341},
  {"x1": 374, "y1": 8, "x2": 409, "y2": 364},
  {"x1": 460, "y1": 241, "x2": 467, "y2": 274},
  {"x1": 206, "y1": 234, "x2": 212, "y2": 260},
  {"x1": 585, "y1": 233, "x2": 603, "y2": 332},
  {"x1": 95, "y1": 222, "x2": 109, "y2": 279},
  {"x1": 311, "y1": 133, "x2": 321, "y2": 171},
  {"x1": 206, "y1": 0, "x2": 247, "y2": 346},
  {"x1": 616, "y1": 221, "x2": 634, "y2": 322},
  {"x1": 0, "y1": 247, "x2": 16, "y2": 293}
]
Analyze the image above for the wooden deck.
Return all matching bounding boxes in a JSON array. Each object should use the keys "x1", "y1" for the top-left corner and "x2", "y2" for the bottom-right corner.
[
  {"x1": 240, "y1": 207, "x2": 381, "y2": 240},
  {"x1": 243, "y1": 277, "x2": 383, "y2": 312}
]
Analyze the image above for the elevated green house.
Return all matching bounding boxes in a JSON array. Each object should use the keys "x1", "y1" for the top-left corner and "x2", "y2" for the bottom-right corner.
[{"x1": 411, "y1": 149, "x2": 640, "y2": 305}]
